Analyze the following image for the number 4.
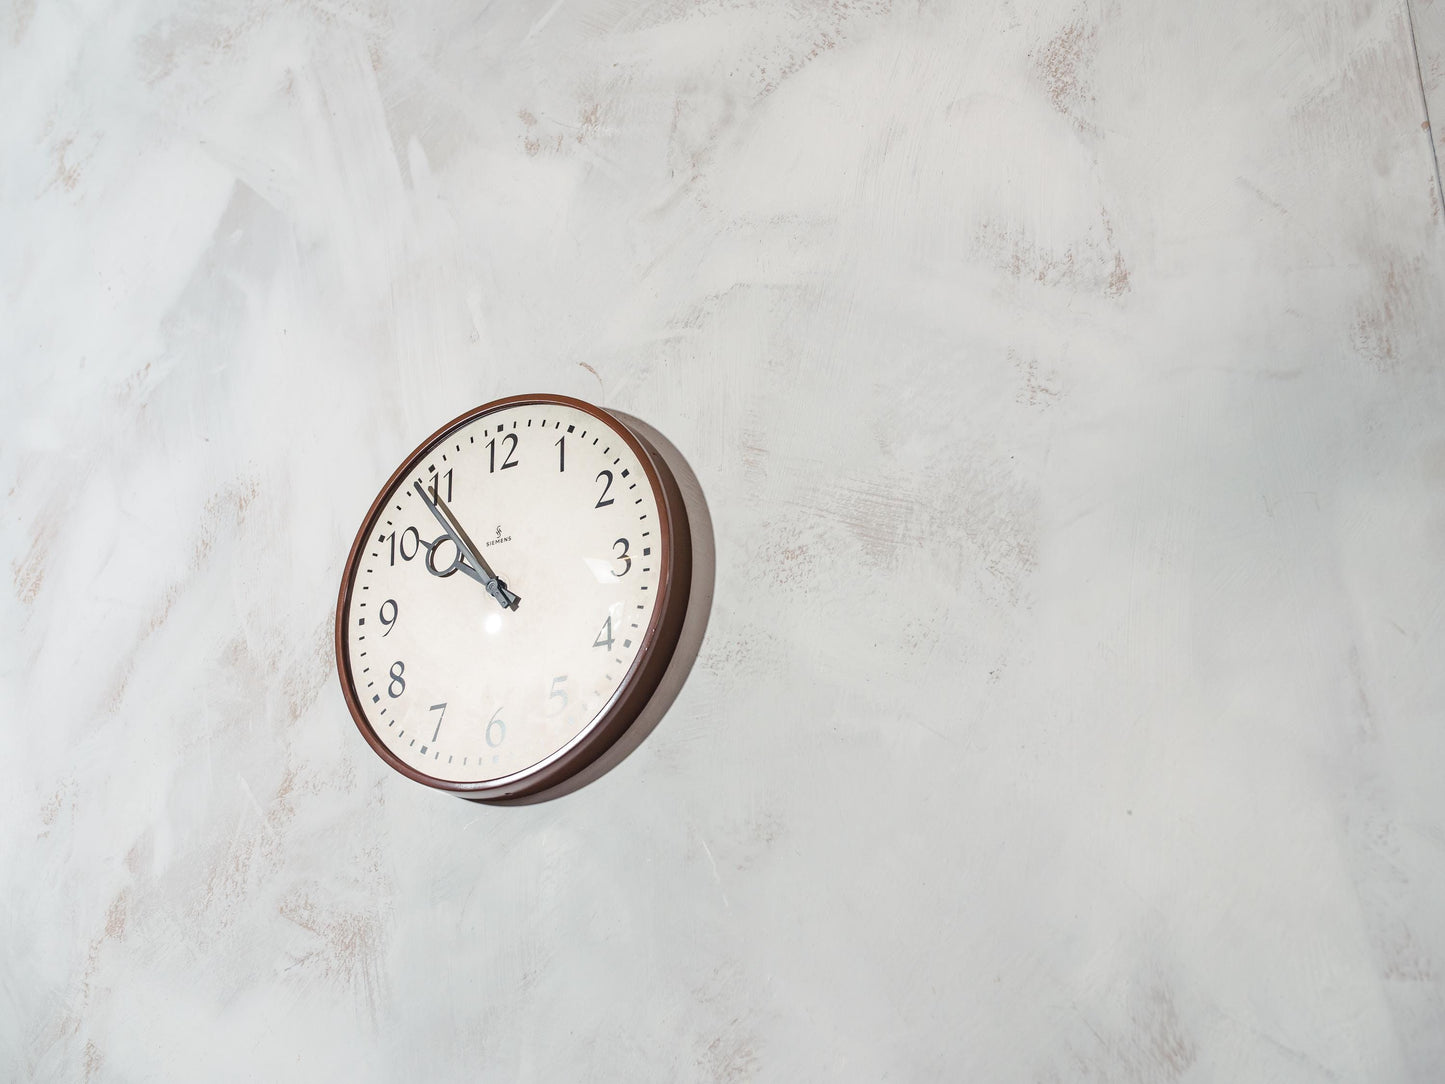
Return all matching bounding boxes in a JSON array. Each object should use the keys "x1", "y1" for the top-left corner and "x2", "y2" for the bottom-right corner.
[{"x1": 593, "y1": 615, "x2": 614, "y2": 650}]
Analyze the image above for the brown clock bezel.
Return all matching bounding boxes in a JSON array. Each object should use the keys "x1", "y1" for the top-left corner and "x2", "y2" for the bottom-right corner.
[{"x1": 334, "y1": 393, "x2": 692, "y2": 802}]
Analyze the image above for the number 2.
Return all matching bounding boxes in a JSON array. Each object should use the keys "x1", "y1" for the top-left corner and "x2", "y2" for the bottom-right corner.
[{"x1": 489, "y1": 433, "x2": 518, "y2": 472}]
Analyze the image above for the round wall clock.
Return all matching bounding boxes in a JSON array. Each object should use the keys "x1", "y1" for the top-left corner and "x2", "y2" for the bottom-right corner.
[{"x1": 334, "y1": 393, "x2": 692, "y2": 802}]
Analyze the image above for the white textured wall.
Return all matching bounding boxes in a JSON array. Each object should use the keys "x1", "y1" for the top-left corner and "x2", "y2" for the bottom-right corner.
[{"x1": 4, "y1": 0, "x2": 1445, "y2": 1080}]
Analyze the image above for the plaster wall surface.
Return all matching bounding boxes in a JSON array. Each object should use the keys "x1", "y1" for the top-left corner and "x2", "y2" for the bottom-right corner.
[{"x1": 3, "y1": 0, "x2": 1445, "y2": 1080}]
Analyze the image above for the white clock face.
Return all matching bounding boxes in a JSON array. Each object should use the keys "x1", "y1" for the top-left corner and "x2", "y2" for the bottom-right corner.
[{"x1": 339, "y1": 400, "x2": 669, "y2": 788}]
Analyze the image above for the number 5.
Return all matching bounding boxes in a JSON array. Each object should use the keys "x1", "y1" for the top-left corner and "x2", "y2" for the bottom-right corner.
[{"x1": 548, "y1": 676, "x2": 568, "y2": 712}]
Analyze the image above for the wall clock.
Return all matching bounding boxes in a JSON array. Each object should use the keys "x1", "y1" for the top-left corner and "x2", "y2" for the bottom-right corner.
[{"x1": 334, "y1": 393, "x2": 692, "y2": 802}]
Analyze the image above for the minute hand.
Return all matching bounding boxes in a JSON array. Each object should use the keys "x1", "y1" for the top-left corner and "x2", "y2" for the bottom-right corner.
[{"x1": 413, "y1": 479, "x2": 521, "y2": 610}]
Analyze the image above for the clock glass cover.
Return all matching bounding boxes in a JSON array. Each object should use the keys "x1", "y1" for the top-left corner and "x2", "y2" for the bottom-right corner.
[{"x1": 335, "y1": 394, "x2": 690, "y2": 800}]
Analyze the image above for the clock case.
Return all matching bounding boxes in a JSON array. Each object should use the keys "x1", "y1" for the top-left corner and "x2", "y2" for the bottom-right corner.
[{"x1": 334, "y1": 393, "x2": 692, "y2": 802}]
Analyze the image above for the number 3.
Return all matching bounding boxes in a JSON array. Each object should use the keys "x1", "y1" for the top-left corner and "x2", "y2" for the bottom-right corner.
[{"x1": 611, "y1": 538, "x2": 631, "y2": 577}]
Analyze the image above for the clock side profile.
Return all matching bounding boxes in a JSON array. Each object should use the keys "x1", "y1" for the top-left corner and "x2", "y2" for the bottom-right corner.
[{"x1": 334, "y1": 394, "x2": 692, "y2": 801}]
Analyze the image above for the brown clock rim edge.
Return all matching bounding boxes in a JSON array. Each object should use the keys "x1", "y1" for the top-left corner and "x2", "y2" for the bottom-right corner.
[{"x1": 333, "y1": 393, "x2": 692, "y2": 801}]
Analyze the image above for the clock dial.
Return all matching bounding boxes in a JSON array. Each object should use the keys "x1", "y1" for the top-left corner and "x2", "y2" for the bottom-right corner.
[{"x1": 335, "y1": 395, "x2": 690, "y2": 800}]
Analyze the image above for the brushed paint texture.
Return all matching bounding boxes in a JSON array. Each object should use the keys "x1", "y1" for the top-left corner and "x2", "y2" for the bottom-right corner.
[{"x1": 3, "y1": 0, "x2": 1444, "y2": 1080}]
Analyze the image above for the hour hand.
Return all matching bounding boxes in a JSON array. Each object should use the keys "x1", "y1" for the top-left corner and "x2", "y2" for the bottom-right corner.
[{"x1": 413, "y1": 479, "x2": 520, "y2": 611}]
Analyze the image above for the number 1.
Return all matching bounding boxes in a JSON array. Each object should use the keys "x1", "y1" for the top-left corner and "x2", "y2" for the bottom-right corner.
[{"x1": 428, "y1": 468, "x2": 452, "y2": 503}]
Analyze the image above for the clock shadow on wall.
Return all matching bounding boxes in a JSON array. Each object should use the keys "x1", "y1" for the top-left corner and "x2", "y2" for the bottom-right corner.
[
  {"x1": 334, "y1": 396, "x2": 715, "y2": 806},
  {"x1": 482, "y1": 413, "x2": 715, "y2": 805}
]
